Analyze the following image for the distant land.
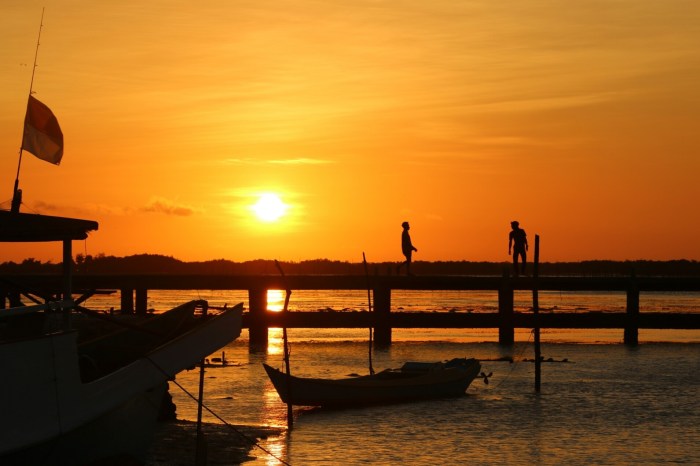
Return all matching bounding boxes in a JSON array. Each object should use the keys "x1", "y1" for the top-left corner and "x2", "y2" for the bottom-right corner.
[{"x1": 2, "y1": 254, "x2": 700, "y2": 277}]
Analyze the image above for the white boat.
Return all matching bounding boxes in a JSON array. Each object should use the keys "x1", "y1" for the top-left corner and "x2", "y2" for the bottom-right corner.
[{"x1": 0, "y1": 211, "x2": 243, "y2": 464}]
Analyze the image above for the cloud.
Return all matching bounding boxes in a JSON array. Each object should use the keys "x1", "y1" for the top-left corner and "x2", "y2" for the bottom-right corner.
[
  {"x1": 268, "y1": 158, "x2": 332, "y2": 165},
  {"x1": 223, "y1": 157, "x2": 332, "y2": 165},
  {"x1": 425, "y1": 213, "x2": 444, "y2": 222},
  {"x1": 472, "y1": 91, "x2": 626, "y2": 115},
  {"x1": 141, "y1": 197, "x2": 196, "y2": 216},
  {"x1": 27, "y1": 200, "x2": 62, "y2": 213},
  {"x1": 83, "y1": 203, "x2": 128, "y2": 216}
]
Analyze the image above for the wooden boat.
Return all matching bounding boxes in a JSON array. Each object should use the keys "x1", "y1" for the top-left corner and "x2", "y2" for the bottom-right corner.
[
  {"x1": 76, "y1": 299, "x2": 200, "y2": 381},
  {"x1": 263, "y1": 357, "x2": 482, "y2": 407},
  {"x1": 1, "y1": 301, "x2": 242, "y2": 463},
  {"x1": 0, "y1": 210, "x2": 244, "y2": 464}
]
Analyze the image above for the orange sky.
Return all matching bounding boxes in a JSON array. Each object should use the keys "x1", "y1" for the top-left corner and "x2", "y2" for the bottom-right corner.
[{"x1": 2, "y1": 1, "x2": 700, "y2": 264}]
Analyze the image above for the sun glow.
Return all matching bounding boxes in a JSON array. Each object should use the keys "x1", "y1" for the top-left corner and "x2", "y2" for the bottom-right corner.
[
  {"x1": 251, "y1": 193, "x2": 288, "y2": 222},
  {"x1": 267, "y1": 289, "x2": 285, "y2": 312}
]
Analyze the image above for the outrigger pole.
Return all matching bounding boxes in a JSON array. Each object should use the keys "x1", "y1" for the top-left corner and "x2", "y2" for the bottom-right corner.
[{"x1": 12, "y1": 8, "x2": 45, "y2": 213}]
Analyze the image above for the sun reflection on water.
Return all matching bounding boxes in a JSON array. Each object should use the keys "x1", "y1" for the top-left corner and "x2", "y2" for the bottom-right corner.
[
  {"x1": 267, "y1": 289, "x2": 285, "y2": 312},
  {"x1": 263, "y1": 433, "x2": 289, "y2": 466},
  {"x1": 267, "y1": 328, "x2": 285, "y2": 355},
  {"x1": 267, "y1": 290, "x2": 289, "y2": 356}
]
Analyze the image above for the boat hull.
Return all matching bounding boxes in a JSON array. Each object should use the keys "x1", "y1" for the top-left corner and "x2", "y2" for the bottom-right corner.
[
  {"x1": 0, "y1": 302, "x2": 243, "y2": 458},
  {"x1": 263, "y1": 357, "x2": 481, "y2": 407},
  {"x1": 1, "y1": 383, "x2": 167, "y2": 465}
]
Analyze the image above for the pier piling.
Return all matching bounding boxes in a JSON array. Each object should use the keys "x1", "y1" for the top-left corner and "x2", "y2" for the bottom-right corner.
[
  {"x1": 120, "y1": 288, "x2": 134, "y2": 314},
  {"x1": 373, "y1": 287, "x2": 392, "y2": 348},
  {"x1": 248, "y1": 287, "x2": 268, "y2": 351},
  {"x1": 4, "y1": 273, "x2": 699, "y2": 351},
  {"x1": 624, "y1": 278, "x2": 640, "y2": 346},
  {"x1": 135, "y1": 288, "x2": 148, "y2": 315},
  {"x1": 498, "y1": 277, "x2": 515, "y2": 345}
]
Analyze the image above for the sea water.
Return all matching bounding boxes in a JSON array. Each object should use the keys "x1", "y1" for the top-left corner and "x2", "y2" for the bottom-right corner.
[
  {"x1": 170, "y1": 337, "x2": 699, "y2": 465},
  {"x1": 83, "y1": 290, "x2": 700, "y2": 465}
]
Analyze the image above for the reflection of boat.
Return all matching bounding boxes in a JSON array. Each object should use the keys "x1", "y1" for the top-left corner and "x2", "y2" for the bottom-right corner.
[
  {"x1": 263, "y1": 357, "x2": 482, "y2": 408},
  {"x1": 0, "y1": 211, "x2": 243, "y2": 464}
]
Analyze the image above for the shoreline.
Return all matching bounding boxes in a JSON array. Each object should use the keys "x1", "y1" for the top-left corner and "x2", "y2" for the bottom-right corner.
[{"x1": 146, "y1": 420, "x2": 283, "y2": 466}]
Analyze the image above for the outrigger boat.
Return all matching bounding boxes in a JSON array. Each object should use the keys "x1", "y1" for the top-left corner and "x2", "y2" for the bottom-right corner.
[
  {"x1": 0, "y1": 210, "x2": 243, "y2": 464},
  {"x1": 1, "y1": 16, "x2": 244, "y2": 462}
]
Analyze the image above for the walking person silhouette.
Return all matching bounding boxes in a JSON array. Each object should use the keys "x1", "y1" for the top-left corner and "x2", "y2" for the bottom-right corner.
[
  {"x1": 508, "y1": 221, "x2": 528, "y2": 277},
  {"x1": 397, "y1": 221, "x2": 418, "y2": 276}
]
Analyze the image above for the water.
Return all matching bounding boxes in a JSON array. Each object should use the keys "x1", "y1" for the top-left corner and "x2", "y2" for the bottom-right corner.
[
  {"x1": 85, "y1": 288, "x2": 700, "y2": 316},
  {"x1": 170, "y1": 338, "x2": 699, "y2": 465},
  {"x1": 83, "y1": 290, "x2": 700, "y2": 465},
  {"x1": 84, "y1": 288, "x2": 700, "y2": 344}
]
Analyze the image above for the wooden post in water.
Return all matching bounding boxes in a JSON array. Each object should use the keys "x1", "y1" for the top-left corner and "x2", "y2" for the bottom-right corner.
[
  {"x1": 624, "y1": 274, "x2": 639, "y2": 346},
  {"x1": 135, "y1": 288, "x2": 147, "y2": 315},
  {"x1": 195, "y1": 302, "x2": 208, "y2": 465},
  {"x1": 362, "y1": 253, "x2": 375, "y2": 374},
  {"x1": 120, "y1": 289, "x2": 134, "y2": 314},
  {"x1": 498, "y1": 271, "x2": 514, "y2": 345},
  {"x1": 373, "y1": 287, "x2": 392, "y2": 348},
  {"x1": 248, "y1": 287, "x2": 268, "y2": 351},
  {"x1": 62, "y1": 239, "x2": 73, "y2": 329},
  {"x1": 274, "y1": 260, "x2": 294, "y2": 429},
  {"x1": 533, "y1": 234, "x2": 541, "y2": 393}
]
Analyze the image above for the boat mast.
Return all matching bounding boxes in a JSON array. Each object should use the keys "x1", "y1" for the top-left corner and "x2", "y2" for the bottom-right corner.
[
  {"x1": 11, "y1": 8, "x2": 45, "y2": 213},
  {"x1": 274, "y1": 260, "x2": 294, "y2": 429}
]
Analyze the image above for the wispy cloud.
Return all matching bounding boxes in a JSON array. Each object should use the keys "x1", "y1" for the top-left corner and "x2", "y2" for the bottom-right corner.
[
  {"x1": 223, "y1": 157, "x2": 332, "y2": 165},
  {"x1": 268, "y1": 158, "x2": 333, "y2": 165},
  {"x1": 425, "y1": 213, "x2": 444, "y2": 222},
  {"x1": 28, "y1": 200, "x2": 63, "y2": 213},
  {"x1": 140, "y1": 197, "x2": 196, "y2": 216},
  {"x1": 471, "y1": 91, "x2": 628, "y2": 115}
]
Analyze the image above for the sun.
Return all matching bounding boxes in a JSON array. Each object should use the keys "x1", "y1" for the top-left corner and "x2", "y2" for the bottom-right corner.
[{"x1": 251, "y1": 193, "x2": 288, "y2": 222}]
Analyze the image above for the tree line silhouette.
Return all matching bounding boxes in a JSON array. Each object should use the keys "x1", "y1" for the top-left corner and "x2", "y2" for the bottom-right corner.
[{"x1": 1, "y1": 254, "x2": 700, "y2": 277}]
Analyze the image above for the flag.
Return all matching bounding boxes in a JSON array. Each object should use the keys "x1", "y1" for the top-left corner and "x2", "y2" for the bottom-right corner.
[{"x1": 21, "y1": 95, "x2": 64, "y2": 165}]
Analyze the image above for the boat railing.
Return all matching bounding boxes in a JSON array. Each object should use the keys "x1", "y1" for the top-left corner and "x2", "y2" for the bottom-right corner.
[{"x1": 0, "y1": 299, "x2": 76, "y2": 318}]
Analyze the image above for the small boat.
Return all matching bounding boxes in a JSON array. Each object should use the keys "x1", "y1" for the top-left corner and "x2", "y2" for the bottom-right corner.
[{"x1": 263, "y1": 357, "x2": 482, "y2": 407}]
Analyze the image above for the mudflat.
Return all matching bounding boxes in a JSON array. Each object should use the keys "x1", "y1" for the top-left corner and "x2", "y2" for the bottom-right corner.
[{"x1": 146, "y1": 420, "x2": 282, "y2": 465}]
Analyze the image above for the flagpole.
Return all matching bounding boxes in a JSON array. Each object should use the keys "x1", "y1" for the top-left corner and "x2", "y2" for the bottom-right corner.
[{"x1": 12, "y1": 8, "x2": 45, "y2": 213}]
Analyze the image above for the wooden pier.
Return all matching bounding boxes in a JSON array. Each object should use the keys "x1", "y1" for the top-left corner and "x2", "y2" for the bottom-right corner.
[{"x1": 2, "y1": 274, "x2": 699, "y2": 348}]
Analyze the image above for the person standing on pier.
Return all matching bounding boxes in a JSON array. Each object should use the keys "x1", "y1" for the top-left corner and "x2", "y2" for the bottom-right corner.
[
  {"x1": 397, "y1": 221, "x2": 418, "y2": 276},
  {"x1": 508, "y1": 220, "x2": 528, "y2": 277}
]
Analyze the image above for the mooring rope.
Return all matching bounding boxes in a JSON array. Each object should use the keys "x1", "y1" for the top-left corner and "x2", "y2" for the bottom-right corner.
[
  {"x1": 145, "y1": 356, "x2": 292, "y2": 466},
  {"x1": 484, "y1": 328, "x2": 535, "y2": 391}
]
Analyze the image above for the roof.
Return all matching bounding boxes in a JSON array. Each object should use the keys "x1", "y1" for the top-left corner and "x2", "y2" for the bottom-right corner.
[{"x1": 0, "y1": 210, "x2": 99, "y2": 242}]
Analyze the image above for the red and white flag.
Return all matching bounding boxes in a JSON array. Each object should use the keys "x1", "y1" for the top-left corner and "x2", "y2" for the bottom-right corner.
[{"x1": 21, "y1": 95, "x2": 64, "y2": 165}]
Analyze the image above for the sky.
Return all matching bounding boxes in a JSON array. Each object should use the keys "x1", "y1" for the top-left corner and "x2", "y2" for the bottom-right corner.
[{"x1": 2, "y1": 0, "x2": 700, "y2": 264}]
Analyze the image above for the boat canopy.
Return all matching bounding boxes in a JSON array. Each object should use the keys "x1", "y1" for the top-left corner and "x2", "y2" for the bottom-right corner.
[{"x1": 0, "y1": 210, "x2": 98, "y2": 242}]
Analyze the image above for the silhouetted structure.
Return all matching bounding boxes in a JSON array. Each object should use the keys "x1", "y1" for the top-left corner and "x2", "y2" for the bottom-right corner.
[
  {"x1": 397, "y1": 221, "x2": 418, "y2": 276},
  {"x1": 508, "y1": 221, "x2": 528, "y2": 277},
  {"x1": 5, "y1": 274, "x2": 697, "y2": 348}
]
